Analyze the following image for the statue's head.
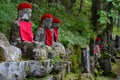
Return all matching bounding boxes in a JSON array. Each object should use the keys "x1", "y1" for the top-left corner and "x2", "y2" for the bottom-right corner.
[
  {"x1": 41, "y1": 13, "x2": 53, "y2": 29},
  {"x1": 52, "y1": 17, "x2": 61, "y2": 28},
  {"x1": 95, "y1": 37, "x2": 101, "y2": 44},
  {"x1": 18, "y1": 2, "x2": 32, "y2": 21}
]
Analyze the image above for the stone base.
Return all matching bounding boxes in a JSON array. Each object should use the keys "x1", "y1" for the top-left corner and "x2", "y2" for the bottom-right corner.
[{"x1": 0, "y1": 60, "x2": 71, "y2": 80}]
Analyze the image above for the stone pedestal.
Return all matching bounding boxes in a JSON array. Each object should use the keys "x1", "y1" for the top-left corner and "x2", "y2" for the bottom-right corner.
[
  {"x1": 81, "y1": 47, "x2": 90, "y2": 73},
  {"x1": 100, "y1": 58, "x2": 112, "y2": 74},
  {"x1": 0, "y1": 60, "x2": 54, "y2": 80}
]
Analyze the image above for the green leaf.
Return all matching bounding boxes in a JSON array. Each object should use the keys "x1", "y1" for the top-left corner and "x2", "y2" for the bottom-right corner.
[{"x1": 107, "y1": 0, "x2": 113, "y2": 2}]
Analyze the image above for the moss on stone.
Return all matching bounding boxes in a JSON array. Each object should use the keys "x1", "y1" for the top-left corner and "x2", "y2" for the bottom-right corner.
[
  {"x1": 96, "y1": 76, "x2": 110, "y2": 80},
  {"x1": 24, "y1": 63, "x2": 30, "y2": 74},
  {"x1": 67, "y1": 44, "x2": 74, "y2": 54},
  {"x1": 100, "y1": 52, "x2": 111, "y2": 60},
  {"x1": 64, "y1": 72, "x2": 79, "y2": 80},
  {"x1": 24, "y1": 77, "x2": 38, "y2": 80},
  {"x1": 39, "y1": 75, "x2": 52, "y2": 80},
  {"x1": 68, "y1": 45, "x2": 81, "y2": 74},
  {"x1": 53, "y1": 55, "x2": 63, "y2": 63},
  {"x1": 0, "y1": 46, "x2": 6, "y2": 62},
  {"x1": 50, "y1": 59, "x2": 55, "y2": 65},
  {"x1": 114, "y1": 51, "x2": 120, "y2": 58},
  {"x1": 111, "y1": 63, "x2": 119, "y2": 72}
]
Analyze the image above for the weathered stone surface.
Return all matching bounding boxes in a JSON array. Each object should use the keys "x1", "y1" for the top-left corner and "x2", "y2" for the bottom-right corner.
[
  {"x1": 44, "y1": 60, "x2": 54, "y2": 75},
  {"x1": 0, "y1": 61, "x2": 26, "y2": 80},
  {"x1": 0, "y1": 45, "x2": 21, "y2": 61},
  {"x1": 51, "y1": 63, "x2": 64, "y2": 74},
  {"x1": 33, "y1": 47, "x2": 47, "y2": 60},
  {"x1": 53, "y1": 43, "x2": 66, "y2": 59},
  {"x1": 61, "y1": 68, "x2": 66, "y2": 79},
  {"x1": 81, "y1": 46, "x2": 90, "y2": 73},
  {"x1": 100, "y1": 58, "x2": 112, "y2": 73},
  {"x1": 53, "y1": 73, "x2": 62, "y2": 80},
  {"x1": 22, "y1": 42, "x2": 47, "y2": 60},
  {"x1": 26, "y1": 60, "x2": 46, "y2": 77},
  {"x1": 90, "y1": 56, "x2": 95, "y2": 74},
  {"x1": 0, "y1": 33, "x2": 10, "y2": 46},
  {"x1": 0, "y1": 60, "x2": 54, "y2": 80},
  {"x1": 61, "y1": 61, "x2": 71, "y2": 73},
  {"x1": 0, "y1": 33, "x2": 21, "y2": 62},
  {"x1": 26, "y1": 60, "x2": 53, "y2": 78},
  {"x1": 37, "y1": 45, "x2": 47, "y2": 60},
  {"x1": 12, "y1": 37, "x2": 66, "y2": 62},
  {"x1": 115, "y1": 35, "x2": 120, "y2": 53}
]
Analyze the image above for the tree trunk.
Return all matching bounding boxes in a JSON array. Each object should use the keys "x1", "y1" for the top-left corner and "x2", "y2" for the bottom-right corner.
[
  {"x1": 106, "y1": 2, "x2": 116, "y2": 62},
  {"x1": 60, "y1": 0, "x2": 76, "y2": 13},
  {"x1": 98, "y1": 0, "x2": 107, "y2": 53},
  {"x1": 115, "y1": 11, "x2": 120, "y2": 50},
  {"x1": 69, "y1": 0, "x2": 76, "y2": 10},
  {"x1": 79, "y1": 0, "x2": 83, "y2": 13},
  {"x1": 91, "y1": 0, "x2": 101, "y2": 32},
  {"x1": 106, "y1": 2, "x2": 114, "y2": 53}
]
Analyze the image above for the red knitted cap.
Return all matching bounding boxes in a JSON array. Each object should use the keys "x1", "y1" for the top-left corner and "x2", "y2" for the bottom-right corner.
[
  {"x1": 96, "y1": 37, "x2": 100, "y2": 41},
  {"x1": 18, "y1": 2, "x2": 32, "y2": 10},
  {"x1": 41, "y1": 13, "x2": 54, "y2": 20},
  {"x1": 53, "y1": 17, "x2": 61, "y2": 23}
]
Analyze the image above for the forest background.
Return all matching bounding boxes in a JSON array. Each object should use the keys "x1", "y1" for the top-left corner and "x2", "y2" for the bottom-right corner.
[{"x1": 0, "y1": 0, "x2": 120, "y2": 51}]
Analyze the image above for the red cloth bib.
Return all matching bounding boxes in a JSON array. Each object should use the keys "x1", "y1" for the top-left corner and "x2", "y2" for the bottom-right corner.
[
  {"x1": 44, "y1": 28, "x2": 52, "y2": 46},
  {"x1": 19, "y1": 20, "x2": 34, "y2": 42},
  {"x1": 53, "y1": 28, "x2": 58, "y2": 42}
]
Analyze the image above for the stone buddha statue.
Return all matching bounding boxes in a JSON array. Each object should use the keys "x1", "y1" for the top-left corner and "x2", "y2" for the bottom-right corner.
[{"x1": 10, "y1": 2, "x2": 47, "y2": 60}]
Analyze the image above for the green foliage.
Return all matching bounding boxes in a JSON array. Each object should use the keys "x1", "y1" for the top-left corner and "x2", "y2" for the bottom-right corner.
[
  {"x1": 114, "y1": 51, "x2": 120, "y2": 58},
  {"x1": 0, "y1": 0, "x2": 119, "y2": 47},
  {"x1": 98, "y1": 10, "x2": 110, "y2": 25},
  {"x1": 64, "y1": 72, "x2": 79, "y2": 80},
  {"x1": 0, "y1": 1, "x2": 17, "y2": 37},
  {"x1": 30, "y1": 0, "x2": 95, "y2": 46},
  {"x1": 53, "y1": 55, "x2": 62, "y2": 63},
  {"x1": 108, "y1": 9, "x2": 118, "y2": 19},
  {"x1": 107, "y1": 0, "x2": 120, "y2": 9},
  {"x1": 68, "y1": 46, "x2": 81, "y2": 74},
  {"x1": 0, "y1": 0, "x2": 95, "y2": 46},
  {"x1": 100, "y1": 52, "x2": 111, "y2": 59},
  {"x1": 0, "y1": 0, "x2": 116, "y2": 47},
  {"x1": 113, "y1": 26, "x2": 120, "y2": 36},
  {"x1": 97, "y1": 0, "x2": 120, "y2": 34},
  {"x1": 96, "y1": 76, "x2": 110, "y2": 80}
]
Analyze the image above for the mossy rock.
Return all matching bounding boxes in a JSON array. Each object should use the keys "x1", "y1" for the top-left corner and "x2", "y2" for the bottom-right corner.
[
  {"x1": 24, "y1": 77, "x2": 38, "y2": 80},
  {"x1": 114, "y1": 51, "x2": 120, "y2": 58},
  {"x1": 21, "y1": 42, "x2": 39, "y2": 60},
  {"x1": 0, "y1": 46, "x2": 6, "y2": 62},
  {"x1": 100, "y1": 52, "x2": 111, "y2": 60},
  {"x1": 53, "y1": 55, "x2": 63, "y2": 63},
  {"x1": 80, "y1": 73, "x2": 92, "y2": 80},
  {"x1": 67, "y1": 44, "x2": 74, "y2": 54},
  {"x1": 68, "y1": 46, "x2": 81, "y2": 74},
  {"x1": 64, "y1": 72, "x2": 79, "y2": 80},
  {"x1": 24, "y1": 63, "x2": 30, "y2": 74}
]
